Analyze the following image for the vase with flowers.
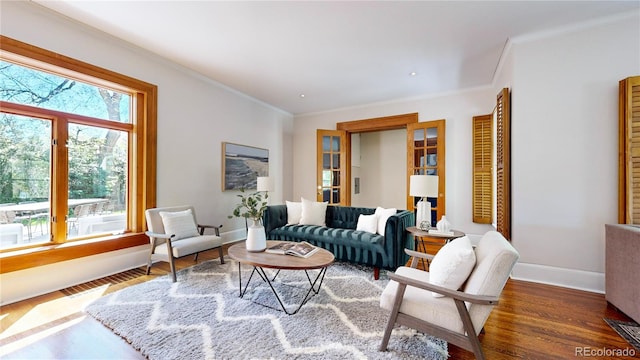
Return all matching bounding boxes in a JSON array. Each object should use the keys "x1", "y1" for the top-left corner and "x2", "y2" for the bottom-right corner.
[{"x1": 229, "y1": 188, "x2": 269, "y2": 252}]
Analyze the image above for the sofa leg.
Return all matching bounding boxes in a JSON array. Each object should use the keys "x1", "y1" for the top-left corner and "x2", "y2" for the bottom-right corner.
[{"x1": 374, "y1": 267, "x2": 380, "y2": 280}]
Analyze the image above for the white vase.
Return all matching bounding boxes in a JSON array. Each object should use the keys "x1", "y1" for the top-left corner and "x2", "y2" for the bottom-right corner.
[
  {"x1": 436, "y1": 215, "x2": 451, "y2": 233},
  {"x1": 246, "y1": 219, "x2": 266, "y2": 252}
]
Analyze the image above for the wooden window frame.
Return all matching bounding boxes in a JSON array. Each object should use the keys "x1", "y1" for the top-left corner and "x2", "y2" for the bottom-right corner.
[{"x1": 0, "y1": 35, "x2": 157, "y2": 273}]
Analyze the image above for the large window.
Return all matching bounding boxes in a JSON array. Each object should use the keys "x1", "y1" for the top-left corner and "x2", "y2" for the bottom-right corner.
[{"x1": 0, "y1": 36, "x2": 156, "y2": 272}]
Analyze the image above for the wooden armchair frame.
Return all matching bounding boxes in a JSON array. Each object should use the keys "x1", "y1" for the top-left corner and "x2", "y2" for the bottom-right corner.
[
  {"x1": 145, "y1": 206, "x2": 225, "y2": 282},
  {"x1": 380, "y1": 249, "x2": 502, "y2": 360}
]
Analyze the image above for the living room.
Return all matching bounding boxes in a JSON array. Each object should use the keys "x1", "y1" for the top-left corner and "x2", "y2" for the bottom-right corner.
[{"x1": 1, "y1": 1, "x2": 639, "y2": 359}]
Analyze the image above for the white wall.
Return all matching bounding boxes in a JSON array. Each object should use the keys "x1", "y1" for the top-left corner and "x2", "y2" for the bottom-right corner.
[
  {"x1": 294, "y1": 87, "x2": 496, "y2": 233},
  {"x1": 499, "y1": 13, "x2": 640, "y2": 292},
  {"x1": 352, "y1": 129, "x2": 407, "y2": 209},
  {"x1": 293, "y1": 13, "x2": 640, "y2": 293},
  {"x1": 0, "y1": 1, "x2": 293, "y2": 305},
  {"x1": 1, "y1": 3, "x2": 638, "y2": 304}
]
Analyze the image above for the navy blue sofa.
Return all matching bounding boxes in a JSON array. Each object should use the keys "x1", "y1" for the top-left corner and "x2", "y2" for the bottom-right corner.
[{"x1": 262, "y1": 205, "x2": 414, "y2": 279}]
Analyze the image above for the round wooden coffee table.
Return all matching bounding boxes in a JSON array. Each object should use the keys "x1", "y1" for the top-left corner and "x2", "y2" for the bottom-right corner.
[{"x1": 228, "y1": 240, "x2": 335, "y2": 315}]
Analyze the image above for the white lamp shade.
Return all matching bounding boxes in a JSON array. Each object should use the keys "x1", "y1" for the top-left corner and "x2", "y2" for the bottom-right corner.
[
  {"x1": 409, "y1": 175, "x2": 438, "y2": 198},
  {"x1": 256, "y1": 176, "x2": 272, "y2": 192}
]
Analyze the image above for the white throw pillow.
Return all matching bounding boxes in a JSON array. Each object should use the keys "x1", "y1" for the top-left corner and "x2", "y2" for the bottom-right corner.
[
  {"x1": 159, "y1": 209, "x2": 199, "y2": 240},
  {"x1": 356, "y1": 214, "x2": 378, "y2": 234},
  {"x1": 299, "y1": 198, "x2": 328, "y2": 226},
  {"x1": 375, "y1": 207, "x2": 397, "y2": 235},
  {"x1": 286, "y1": 201, "x2": 302, "y2": 224},
  {"x1": 428, "y1": 236, "x2": 476, "y2": 297}
]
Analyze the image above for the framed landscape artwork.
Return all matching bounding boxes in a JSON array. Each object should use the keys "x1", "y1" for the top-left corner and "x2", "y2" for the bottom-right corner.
[{"x1": 222, "y1": 142, "x2": 269, "y2": 191}]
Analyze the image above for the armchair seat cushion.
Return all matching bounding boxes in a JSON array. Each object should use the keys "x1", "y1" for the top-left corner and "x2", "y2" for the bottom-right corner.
[
  {"x1": 380, "y1": 266, "x2": 469, "y2": 334},
  {"x1": 153, "y1": 234, "x2": 222, "y2": 258}
]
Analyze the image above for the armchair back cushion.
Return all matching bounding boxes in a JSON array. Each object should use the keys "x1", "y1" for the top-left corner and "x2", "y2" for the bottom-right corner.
[
  {"x1": 159, "y1": 209, "x2": 199, "y2": 240},
  {"x1": 463, "y1": 230, "x2": 520, "y2": 332},
  {"x1": 146, "y1": 205, "x2": 198, "y2": 245}
]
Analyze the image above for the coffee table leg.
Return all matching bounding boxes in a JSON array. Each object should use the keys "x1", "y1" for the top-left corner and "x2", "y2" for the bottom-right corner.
[
  {"x1": 237, "y1": 263, "x2": 260, "y2": 298},
  {"x1": 270, "y1": 269, "x2": 281, "y2": 282},
  {"x1": 256, "y1": 266, "x2": 328, "y2": 315},
  {"x1": 304, "y1": 267, "x2": 327, "y2": 295}
]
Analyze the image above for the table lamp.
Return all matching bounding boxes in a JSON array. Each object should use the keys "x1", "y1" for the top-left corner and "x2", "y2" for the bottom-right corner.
[
  {"x1": 409, "y1": 175, "x2": 439, "y2": 230},
  {"x1": 256, "y1": 176, "x2": 272, "y2": 193}
]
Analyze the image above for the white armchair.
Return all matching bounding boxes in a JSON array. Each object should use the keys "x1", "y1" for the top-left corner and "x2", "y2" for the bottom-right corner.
[
  {"x1": 379, "y1": 231, "x2": 519, "y2": 359},
  {"x1": 145, "y1": 205, "x2": 224, "y2": 282}
]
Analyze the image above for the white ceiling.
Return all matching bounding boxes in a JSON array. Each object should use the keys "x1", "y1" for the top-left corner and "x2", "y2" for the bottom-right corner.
[{"x1": 33, "y1": 1, "x2": 639, "y2": 115}]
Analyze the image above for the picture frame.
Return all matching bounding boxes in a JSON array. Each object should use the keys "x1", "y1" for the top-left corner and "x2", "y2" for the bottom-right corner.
[{"x1": 222, "y1": 142, "x2": 269, "y2": 191}]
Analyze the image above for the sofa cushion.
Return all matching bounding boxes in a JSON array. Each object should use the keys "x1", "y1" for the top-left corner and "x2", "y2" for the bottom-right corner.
[
  {"x1": 356, "y1": 214, "x2": 378, "y2": 234},
  {"x1": 286, "y1": 201, "x2": 302, "y2": 224},
  {"x1": 269, "y1": 224, "x2": 384, "y2": 247},
  {"x1": 375, "y1": 207, "x2": 397, "y2": 235},
  {"x1": 300, "y1": 198, "x2": 328, "y2": 226}
]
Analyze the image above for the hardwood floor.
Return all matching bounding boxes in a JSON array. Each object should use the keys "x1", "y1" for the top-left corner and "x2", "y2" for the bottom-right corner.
[{"x1": 1, "y1": 243, "x2": 638, "y2": 359}]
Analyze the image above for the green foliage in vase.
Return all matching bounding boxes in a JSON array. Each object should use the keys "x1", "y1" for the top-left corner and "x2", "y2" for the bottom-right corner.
[{"x1": 228, "y1": 188, "x2": 268, "y2": 223}]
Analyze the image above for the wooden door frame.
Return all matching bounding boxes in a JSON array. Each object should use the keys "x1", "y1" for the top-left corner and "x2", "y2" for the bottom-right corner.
[
  {"x1": 316, "y1": 129, "x2": 349, "y2": 205},
  {"x1": 335, "y1": 113, "x2": 419, "y2": 206},
  {"x1": 407, "y1": 120, "x2": 446, "y2": 222}
]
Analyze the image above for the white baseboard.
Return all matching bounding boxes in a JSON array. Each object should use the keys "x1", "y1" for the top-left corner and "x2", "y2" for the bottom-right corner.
[
  {"x1": 0, "y1": 245, "x2": 150, "y2": 306},
  {"x1": 3, "y1": 231, "x2": 603, "y2": 305},
  {"x1": 0, "y1": 229, "x2": 247, "y2": 306},
  {"x1": 465, "y1": 233, "x2": 605, "y2": 294},
  {"x1": 511, "y1": 262, "x2": 605, "y2": 294},
  {"x1": 221, "y1": 228, "x2": 247, "y2": 244}
]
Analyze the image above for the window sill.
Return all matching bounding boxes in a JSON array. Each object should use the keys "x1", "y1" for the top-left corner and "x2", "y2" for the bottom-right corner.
[{"x1": 0, "y1": 233, "x2": 149, "y2": 274}]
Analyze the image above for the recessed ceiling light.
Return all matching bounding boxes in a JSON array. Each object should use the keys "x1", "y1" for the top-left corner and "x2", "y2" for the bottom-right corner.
[
  {"x1": 410, "y1": 72, "x2": 417, "y2": 76},
  {"x1": 300, "y1": 94, "x2": 306, "y2": 98}
]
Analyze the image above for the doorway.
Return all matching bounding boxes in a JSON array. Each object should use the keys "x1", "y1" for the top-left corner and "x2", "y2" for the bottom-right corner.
[{"x1": 316, "y1": 113, "x2": 446, "y2": 222}]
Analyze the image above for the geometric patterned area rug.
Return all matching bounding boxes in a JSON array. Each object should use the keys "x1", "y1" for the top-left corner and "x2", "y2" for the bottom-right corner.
[
  {"x1": 85, "y1": 260, "x2": 448, "y2": 360},
  {"x1": 604, "y1": 318, "x2": 640, "y2": 351}
]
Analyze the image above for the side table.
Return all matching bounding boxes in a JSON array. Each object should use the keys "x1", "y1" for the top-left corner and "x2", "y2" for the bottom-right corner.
[{"x1": 406, "y1": 226, "x2": 465, "y2": 269}]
